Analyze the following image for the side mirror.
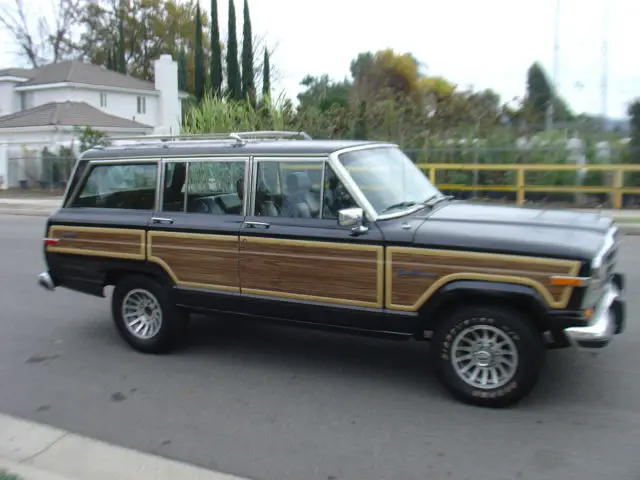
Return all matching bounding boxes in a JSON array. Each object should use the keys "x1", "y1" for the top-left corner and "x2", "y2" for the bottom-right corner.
[{"x1": 338, "y1": 207, "x2": 369, "y2": 235}]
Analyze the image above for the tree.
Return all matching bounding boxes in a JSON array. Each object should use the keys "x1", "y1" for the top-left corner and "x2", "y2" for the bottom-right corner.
[
  {"x1": 106, "y1": 49, "x2": 115, "y2": 70},
  {"x1": 628, "y1": 99, "x2": 640, "y2": 163},
  {"x1": 209, "y1": 0, "x2": 223, "y2": 95},
  {"x1": 297, "y1": 75, "x2": 351, "y2": 113},
  {"x1": 0, "y1": 0, "x2": 84, "y2": 67},
  {"x1": 226, "y1": 0, "x2": 241, "y2": 100},
  {"x1": 117, "y1": 8, "x2": 126, "y2": 74},
  {"x1": 524, "y1": 61, "x2": 573, "y2": 128},
  {"x1": 194, "y1": 3, "x2": 205, "y2": 102},
  {"x1": 77, "y1": 126, "x2": 112, "y2": 152},
  {"x1": 77, "y1": 0, "x2": 211, "y2": 87},
  {"x1": 525, "y1": 62, "x2": 552, "y2": 126},
  {"x1": 262, "y1": 46, "x2": 270, "y2": 98},
  {"x1": 241, "y1": 0, "x2": 255, "y2": 107},
  {"x1": 177, "y1": 48, "x2": 188, "y2": 92}
]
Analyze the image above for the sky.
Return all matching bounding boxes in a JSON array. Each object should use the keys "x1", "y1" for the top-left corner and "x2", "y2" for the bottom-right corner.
[{"x1": 2, "y1": 0, "x2": 639, "y2": 118}]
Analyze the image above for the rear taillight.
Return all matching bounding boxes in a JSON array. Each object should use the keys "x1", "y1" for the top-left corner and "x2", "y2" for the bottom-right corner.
[{"x1": 44, "y1": 238, "x2": 59, "y2": 246}]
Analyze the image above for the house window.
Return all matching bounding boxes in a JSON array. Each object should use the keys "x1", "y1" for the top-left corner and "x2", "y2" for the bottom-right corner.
[
  {"x1": 100, "y1": 92, "x2": 107, "y2": 107},
  {"x1": 136, "y1": 96, "x2": 146, "y2": 114},
  {"x1": 20, "y1": 92, "x2": 33, "y2": 111}
]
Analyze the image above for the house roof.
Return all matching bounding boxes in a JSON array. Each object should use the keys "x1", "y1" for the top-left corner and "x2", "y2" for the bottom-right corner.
[
  {"x1": 0, "y1": 101, "x2": 152, "y2": 130},
  {"x1": 0, "y1": 67, "x2": 37, "y2": 79},
  {"x1": 15, "y1": 60, "x2": 156, "y2": 91}
]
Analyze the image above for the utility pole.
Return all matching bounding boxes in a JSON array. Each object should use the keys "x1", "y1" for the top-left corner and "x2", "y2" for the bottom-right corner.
[{"x1": 546, "y1": 0, "x2": 560, "y2": 130}]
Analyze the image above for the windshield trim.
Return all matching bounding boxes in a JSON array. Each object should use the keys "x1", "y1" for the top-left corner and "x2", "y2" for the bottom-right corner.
[
  {"x1": 330, "y1": 143, "x2": 440, "y2": 221},
  {"x1": 327, "y1": 143, "x2": 395, "y2": 221}
]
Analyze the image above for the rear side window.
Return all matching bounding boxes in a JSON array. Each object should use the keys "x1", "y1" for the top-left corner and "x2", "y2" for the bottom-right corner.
[{"x1": 69, "y1": 162, "x2": 158, "y2": 210}]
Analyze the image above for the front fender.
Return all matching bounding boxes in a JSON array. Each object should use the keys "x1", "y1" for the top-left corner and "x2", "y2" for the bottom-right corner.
[{"x1": 419, "y1": 280, "x2": 550, "y2": 329}]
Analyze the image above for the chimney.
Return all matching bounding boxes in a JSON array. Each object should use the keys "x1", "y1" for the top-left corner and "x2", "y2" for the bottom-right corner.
[{"x1": 153, "y1": 54, "x2": 180, "y2": 135}]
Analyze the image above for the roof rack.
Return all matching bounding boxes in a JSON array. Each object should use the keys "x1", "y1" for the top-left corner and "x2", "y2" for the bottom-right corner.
[{"x1": 101, "y1": 130, "x2": 312, "y2": 149}]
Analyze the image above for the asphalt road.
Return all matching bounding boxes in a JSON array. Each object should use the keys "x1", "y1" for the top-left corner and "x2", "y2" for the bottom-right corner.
[{"x1": 1, "y1": 214, "x2": 640, "y2": 480}]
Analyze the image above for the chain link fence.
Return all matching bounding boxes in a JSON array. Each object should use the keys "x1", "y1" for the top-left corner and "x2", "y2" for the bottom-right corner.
[{"x1": 2, "y1": 143, "x2": 78, "y2": 193}]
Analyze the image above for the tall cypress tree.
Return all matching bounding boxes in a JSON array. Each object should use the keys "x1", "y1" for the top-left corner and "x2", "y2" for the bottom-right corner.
[
  {"x1": 177, "y1": 49, "x2": 188, "y2": 93},
  {"x1": 241, "y1": 0, "x2": 255, "y2": 107},
  {"x1": 226, "y1": 0, "x2": 241, "y2": 100},
  {"x1": 118, "y1": 11, "x2": 126, "y2": 74},
  {"x1": 194, "y1": 4, "x2": 205, "y2": 103},
  {"x1": 262, "y1": 47, "x2": 270, "y2": 99},
  {"x1": 210, "y1": 0, "x2": 223, "y2": 95}
]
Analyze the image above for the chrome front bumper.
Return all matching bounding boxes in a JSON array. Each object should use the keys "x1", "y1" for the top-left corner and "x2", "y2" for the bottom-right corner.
[
  {"x1": 38, "y1": 271, "x2": 55, "y2": 291},
  {"x1": 563, "y1": 276, "x2": 625, "y2": 350}
]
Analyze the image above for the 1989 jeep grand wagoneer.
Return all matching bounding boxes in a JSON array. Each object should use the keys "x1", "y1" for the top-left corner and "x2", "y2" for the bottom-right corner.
[{"x1": 38, "y1": 131, "x2": 626, "y2": 408}]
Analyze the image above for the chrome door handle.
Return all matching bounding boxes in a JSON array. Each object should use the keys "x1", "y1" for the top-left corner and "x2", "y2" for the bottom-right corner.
[
  {"x1": 151, "y1": 217, "x2": 174, "y2": 225},
  {"x1": 244, "y1": 221, "x2": 270, "y2": 229}
]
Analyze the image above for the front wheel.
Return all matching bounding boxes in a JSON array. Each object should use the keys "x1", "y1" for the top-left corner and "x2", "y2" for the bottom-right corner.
[
  {"x1": 431, "y1": 305, "x2": 544, "y2": 408},
  {"x1": 111, "y1": 275, "x2": 188, "y2": 354}
]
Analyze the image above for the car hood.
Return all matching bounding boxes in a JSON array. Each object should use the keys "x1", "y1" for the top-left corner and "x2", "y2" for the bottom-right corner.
[{"x1": 408, "y1": 201, "x2": 613, "y2": 261}]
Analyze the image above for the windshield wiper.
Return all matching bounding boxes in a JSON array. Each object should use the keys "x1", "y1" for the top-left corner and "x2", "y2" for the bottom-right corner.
[
  {"x1": 423, "y1": 194, "x2": 453, "y2": 207},
  {"x1": 380, "y1": 201, "x2": 419, "y2": 214}
]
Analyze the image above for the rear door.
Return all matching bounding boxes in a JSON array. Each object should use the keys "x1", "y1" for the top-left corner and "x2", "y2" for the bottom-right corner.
[{"x1": 146, "y1": 156, "x2": 248, "y2": 309}]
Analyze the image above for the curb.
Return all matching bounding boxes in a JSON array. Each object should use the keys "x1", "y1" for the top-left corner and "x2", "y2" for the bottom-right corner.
[{"x1": 0, "y1": 413, "x2": 250, "y2": 480}]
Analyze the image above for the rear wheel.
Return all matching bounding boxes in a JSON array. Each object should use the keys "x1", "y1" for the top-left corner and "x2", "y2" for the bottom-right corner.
[
  {"x1": 111, "y1": 275, "x2": 188, "y2": 354},
  {"x1": 431, "y1": 305, "x2": 544, "y2": 408}
]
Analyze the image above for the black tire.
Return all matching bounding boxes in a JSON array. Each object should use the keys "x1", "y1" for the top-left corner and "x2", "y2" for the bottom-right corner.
[
  {"x1": 111, "y1": 275, "x2": 189, "y2": 354},
  {"x1": 431, "y1": 304, "x2": 544, "y2": 408}
]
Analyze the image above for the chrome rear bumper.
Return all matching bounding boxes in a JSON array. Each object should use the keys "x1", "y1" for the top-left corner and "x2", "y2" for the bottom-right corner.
[
  {"x1": 38, "y1": 271, "x2": 55, "y2": 291},
  {"x1": 563, "y1": 277, "x2": 625, "y2": 350}
]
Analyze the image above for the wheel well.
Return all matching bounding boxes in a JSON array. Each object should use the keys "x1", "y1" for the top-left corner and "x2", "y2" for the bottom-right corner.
[{"x1": 419, "y1": 291, "x2": 550, "y2": 338}]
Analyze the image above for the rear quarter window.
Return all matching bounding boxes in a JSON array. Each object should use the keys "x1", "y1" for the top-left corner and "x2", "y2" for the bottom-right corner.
[{"x1": 69, "y1": 162, "x2": 158, "y2": 210}]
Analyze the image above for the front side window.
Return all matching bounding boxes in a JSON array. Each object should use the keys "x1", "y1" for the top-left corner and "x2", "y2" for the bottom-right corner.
[
  {"x1": 253, "y1": 160, "x2": 322, "y2": 218},
  {"x1": 161, "y1": 160, "x2": 246, "y2": 215},
  {"x1": 338, "y1": 146, "x2": 441, "y2": 216},
  {"x1": 252, "y1": 160, "x2": 358, "y2": 219},
  {"x1": 70, "y1": 162, "x2": 157, "y2": 209}
]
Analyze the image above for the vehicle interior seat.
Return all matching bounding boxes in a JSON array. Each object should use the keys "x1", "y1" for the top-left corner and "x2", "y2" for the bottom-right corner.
[{"x1": 282, "y1": 172, "x2": 319, "y2": 218}]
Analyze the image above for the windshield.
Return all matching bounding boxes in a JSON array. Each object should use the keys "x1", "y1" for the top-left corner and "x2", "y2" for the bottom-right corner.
[{"x1": 338, "y1": 146, "x2": 442, "y2": 216}]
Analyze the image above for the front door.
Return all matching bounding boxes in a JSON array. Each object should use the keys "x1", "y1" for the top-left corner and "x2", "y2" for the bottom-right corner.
[
  {"x1": 147, "y1": 157, "x2": 248, "y2": 307},
  {"x1": 239, "y1": 157, "x2": 385, "y2": 324}
]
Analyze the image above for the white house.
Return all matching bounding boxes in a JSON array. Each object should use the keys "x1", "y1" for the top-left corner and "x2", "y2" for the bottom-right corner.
[{"x1": 0, "y1": 54, "x2": 187, "y2": 189}]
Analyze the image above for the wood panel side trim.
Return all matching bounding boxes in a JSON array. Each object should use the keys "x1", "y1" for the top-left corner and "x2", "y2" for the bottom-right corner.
[
  {"x1": 240, "y1": 236, "x2": 384, "y2": 309},
  {"x1": 46, "y1": 226, "x2": 145, "y2": 260},
  {"x1": 147, "y1": 231, "x2": 240, "y2": 292},
  {"x1": 385, "y1": 246, "x2": 582, "y2": 312}
]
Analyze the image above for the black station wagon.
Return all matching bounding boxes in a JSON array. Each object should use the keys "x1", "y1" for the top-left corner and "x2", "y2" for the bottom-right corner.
[{"x1": 38, "y1": 131, "x2": 626, "y2": 407}]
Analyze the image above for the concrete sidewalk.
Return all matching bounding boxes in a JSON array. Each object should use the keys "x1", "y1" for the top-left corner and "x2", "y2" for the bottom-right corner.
[{"x1": 0, "y1": 412, "x2": 249, "y2": 480}]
